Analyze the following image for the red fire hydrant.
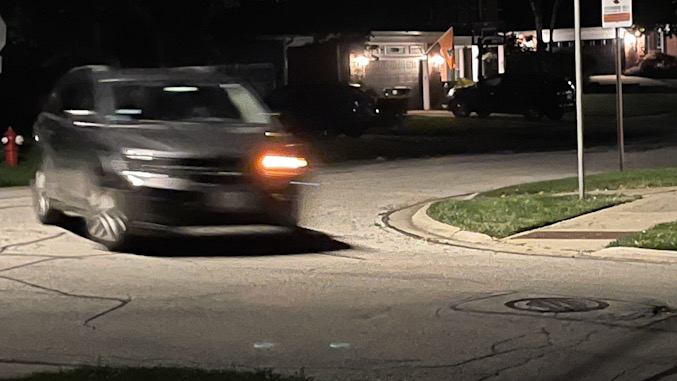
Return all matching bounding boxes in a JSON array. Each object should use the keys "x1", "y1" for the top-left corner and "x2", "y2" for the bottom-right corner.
[{"x1": 2, "y1": 127, "x2": 24, "y2": 167}]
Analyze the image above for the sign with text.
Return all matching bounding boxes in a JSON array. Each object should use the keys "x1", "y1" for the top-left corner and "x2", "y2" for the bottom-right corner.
[{"x1": 602, "y1": 0, "x2": 632, "y2": 28}]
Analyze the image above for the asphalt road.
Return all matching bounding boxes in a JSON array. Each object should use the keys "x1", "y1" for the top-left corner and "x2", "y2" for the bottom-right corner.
[{"x1": 2, "y1": 144, "x2": 677, "y2": 380}]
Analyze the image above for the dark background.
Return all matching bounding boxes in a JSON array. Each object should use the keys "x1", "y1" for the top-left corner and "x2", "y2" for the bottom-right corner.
[{"x1": 0, "y1": 0, "x2": 675, "y2": 135}]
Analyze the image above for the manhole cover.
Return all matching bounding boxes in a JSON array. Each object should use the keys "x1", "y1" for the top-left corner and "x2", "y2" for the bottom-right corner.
[{"x1": 505, "y1": 297, "x2": 609, "y2": 313}]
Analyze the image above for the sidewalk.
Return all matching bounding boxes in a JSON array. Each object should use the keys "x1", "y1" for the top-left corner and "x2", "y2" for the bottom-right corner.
[{"x1": 384, "y1": 187, "x2": 677, "y2": 264}]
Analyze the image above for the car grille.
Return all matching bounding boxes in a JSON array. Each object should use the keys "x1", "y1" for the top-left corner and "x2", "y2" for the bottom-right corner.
[{"x1": 128, "y1": 157, "x2": 245, "y2": 185}]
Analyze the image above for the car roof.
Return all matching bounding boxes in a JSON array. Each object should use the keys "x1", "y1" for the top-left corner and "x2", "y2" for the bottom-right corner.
[{"x1": 70, "y1": 65, "x2": 241, "y2": 84}]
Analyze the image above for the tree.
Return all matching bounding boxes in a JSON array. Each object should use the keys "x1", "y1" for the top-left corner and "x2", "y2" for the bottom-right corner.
[
  {"x1": 633, "y1": 0, "x2": 677, "y2": 37},
  {"x1": 528, "y1": 0, "x2": 544, "y2": 51},
  {"x1": 548, "y1": 0, "x2": 564, "y2": 52},
  {"x1": 528, "y1": 0, "x2": 565, "y2": 53}
]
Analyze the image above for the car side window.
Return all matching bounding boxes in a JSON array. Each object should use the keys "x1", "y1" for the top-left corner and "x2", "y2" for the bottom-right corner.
[
  {"x1": 43, "y1": 90, "x2": 62, "y2": 115},
  {"x1": 57, "y1": 72, "x2": 95, "y2": 118}
]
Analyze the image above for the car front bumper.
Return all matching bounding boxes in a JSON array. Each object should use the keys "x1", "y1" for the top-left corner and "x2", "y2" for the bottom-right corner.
[{"x1": 108, "y1": 182, "x2": 300, "y2": 236}]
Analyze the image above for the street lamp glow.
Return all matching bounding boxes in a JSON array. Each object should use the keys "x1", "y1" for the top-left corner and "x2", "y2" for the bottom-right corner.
[
  {"x1": 354, "y1": 55, "x2": 370, "y2": 67},
  {"x1": 430, "y1": 54, "x2": 445, "y2": 66}
]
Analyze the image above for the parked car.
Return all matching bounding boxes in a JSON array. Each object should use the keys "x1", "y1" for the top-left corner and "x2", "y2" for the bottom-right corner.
[
  {"x1": 446, "y1": 73, "x2": 575, "y2": 120},
  {"x1": 31, "y1": 65, "x2": 310, "y2": 251},
  {"x1": 265, "y1": 83, "x2": 379, "y2": 137}
]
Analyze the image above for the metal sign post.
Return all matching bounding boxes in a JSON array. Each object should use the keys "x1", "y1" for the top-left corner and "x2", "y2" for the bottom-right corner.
[
  {"x1": 615, "y1": 28, "x2": 625, "y2": 171},
  {"x1": 574, "y1": 0, "x2": 585, "y2": 199},
  {"x1": 602, "y1": 0, "x2": 632, "y2": 171}
]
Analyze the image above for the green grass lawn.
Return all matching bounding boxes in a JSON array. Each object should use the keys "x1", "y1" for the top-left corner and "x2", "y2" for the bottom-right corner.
[
  {"x1": 427, "y1": 194, "x2": 635, "y2": 239},
  {"x1": 482, "y1": 166, "x2": 677, "y2": 197},
  {"x1": 7, "y1": 367, "x2": 311, "y2": 381},
  {"x1": 428, "y1": 165, "x2": 677, "y2": 244},
  {"x1": 609, "y1": 221, "x2": 677, "y2": 251},
  {"x1": 0, "y1": 145, "x2": 39, "y2": 187},
  {"x1": 583, "y1": 93, "x2": 677, "y2": 117}
]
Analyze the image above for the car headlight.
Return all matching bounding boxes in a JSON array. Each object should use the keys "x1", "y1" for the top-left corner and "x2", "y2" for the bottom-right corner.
[{"x1": 448, "y1": 88, "x2": 456, "y2": 97}]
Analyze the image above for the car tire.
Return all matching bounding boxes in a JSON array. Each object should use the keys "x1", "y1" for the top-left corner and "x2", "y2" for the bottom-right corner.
[
  {"x1": 84, "y1": 190, "x2": 129, "y2": 251},
  {"x1": 344, "y1": 125, "x2": 367, "y2": 138},
  {"x1": 450, "y1": 101, "x2": 470, "y2": 117},
  {"x1": 546, "y1": 110, "x2": 564, "y2": 121},
  {"x1": 523, "y1": 106, "x2": 544, "y2": 121},
  {"x1": 31, "y1": 170, "x2": 63, "y2": 225}
]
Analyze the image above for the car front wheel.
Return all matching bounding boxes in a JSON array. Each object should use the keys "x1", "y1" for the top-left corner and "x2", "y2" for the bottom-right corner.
[
  {"x1": 546, "y1": 110, "x2": 564, "y2": 121},
  {"x1": 523, "y1": 106, "x2": 544, "y2": 121},
  {"x1": 450, "y1": 101, "x2": 470, "y2": 117},
  {"x1": 85, "y1": 190, "x2": 129, "y2": 251},
  {"x1": 32, "y1": 170, "x2": 63, "y2": 225}
]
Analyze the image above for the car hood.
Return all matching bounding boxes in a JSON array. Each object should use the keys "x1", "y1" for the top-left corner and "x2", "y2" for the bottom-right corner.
[{"x1": 91, "y1": 121, "x2": 276, "y2": 158}]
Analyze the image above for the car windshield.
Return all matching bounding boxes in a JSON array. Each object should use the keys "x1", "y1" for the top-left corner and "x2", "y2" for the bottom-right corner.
[{"x1": 104, "y1": 82, "x2": 270, "y2": 124}]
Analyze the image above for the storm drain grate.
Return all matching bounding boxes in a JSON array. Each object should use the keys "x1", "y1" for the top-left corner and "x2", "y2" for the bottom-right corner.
[{"x1": 505, "y1": 297, "x2": 609, "y2": 313}]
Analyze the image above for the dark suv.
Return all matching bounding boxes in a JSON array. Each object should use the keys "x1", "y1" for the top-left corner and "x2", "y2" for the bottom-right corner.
[
  {"x1": 265, "y1": 84, "x2": 379, "y2": 137},
  {"x1": 447, "y1": 73, "x2": 575, "y2": 120},
  {"x1": 31, "y1": 65, "x2": 310, "y2": 250}
]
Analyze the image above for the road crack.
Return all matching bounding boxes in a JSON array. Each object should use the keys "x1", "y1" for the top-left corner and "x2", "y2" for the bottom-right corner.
[
  {"x1": 0, "y1": 274, "x2": 131, "y2": 328},
  {"x1": 0, "y1": 253, "x2": 114, "y2": 273},
  {"x1": 0, "y1": 204, "x2": 31, "y2": 210},
  {"x1": 0, "y1": 233, "x2": 66, "y2": 254}
]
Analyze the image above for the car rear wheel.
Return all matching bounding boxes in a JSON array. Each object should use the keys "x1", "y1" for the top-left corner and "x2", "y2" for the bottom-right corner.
[
  {"x1": 32, "y1": 170, "x2": 63, "y2": 225},
  {"x1": 546, "y1": 110, "x2": 564, "y2": 121},
  {"x1": 523, "y1": 106, "x2": 544, "y2": 121},
  {"x1": 450, "y1": 101, "x2": 470, "y2": 117},
  {"x1": 85, "y1": 190, "x2": 129, "y2": 251}
]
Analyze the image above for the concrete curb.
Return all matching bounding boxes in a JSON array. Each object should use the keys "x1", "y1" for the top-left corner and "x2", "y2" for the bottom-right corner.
[
  {"x1": 411, "y1": 203, "x2": 494, "y2": 244},
  {"x1": 384, "y1": 197, "x2": 677, "y2": 264}
]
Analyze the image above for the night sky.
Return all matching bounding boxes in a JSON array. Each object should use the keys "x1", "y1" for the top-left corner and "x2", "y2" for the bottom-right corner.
[{"x1": 0, "y1": 0, "x2": 674, "y2": 132}]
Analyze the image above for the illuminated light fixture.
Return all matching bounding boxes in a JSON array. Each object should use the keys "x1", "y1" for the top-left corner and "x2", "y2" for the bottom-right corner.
[
  {"x1": 624, "y1": 32, "x2": 637, "y2": 45},
  {"x1": 634, "y1": 30, "x2": 642, "y2": 37},
  {"x1": 115, "y1": 109, "x2": 143, "y2": 115},
  {"x1": 123, "y1": 173, "x2": 144, "y2": 187},
  {"x1": 354, "y1": 55, "x2": 370, "y2": 67},
  {"x1": 261, "y1": 155, "x2": 308, "y2": 170},
  {"x1": 163, "y1": 86, "x2": 199, "y2": 92},
  {"x1": 65, "y1": 109, "x2": 96, "y2": 116},
  {"x1": 431, "y1": 54, "x2": 446, "y2": 66},
  {"x1": 120, "y1": 170, "x2": 168, "y2": 187},
  {"x1": 256, "y1": 154, "x2": 308, "y2": 178},
  {"x1": 123, "y1": 149, "x2": 154, "y2": 161}
]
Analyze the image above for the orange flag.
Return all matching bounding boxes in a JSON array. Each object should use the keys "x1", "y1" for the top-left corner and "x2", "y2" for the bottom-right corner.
[{"x1": 437, "y1": 27, "x2": 455, "y2": 68}]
